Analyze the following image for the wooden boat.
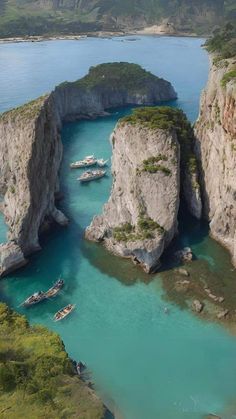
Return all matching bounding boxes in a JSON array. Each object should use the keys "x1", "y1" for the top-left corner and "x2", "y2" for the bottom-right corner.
[
  {"x1": 54, "y1": 304, "x2": 76, "y2": 321},
  {"x1": 97, "y1": 158, "x2": 109, "y2": 167},
  {"x1": 45, "y1": 278, "x2": 64, "y2": 298},
  {"x1": 70, "y1": 155, "x2": 97, "y2": 169},
  {"x1": 78, "y1": 169, "x2": 106, "y2": 183},
  {"x1": 22, "y1": 291, "x2": 46, "y2": 307}
]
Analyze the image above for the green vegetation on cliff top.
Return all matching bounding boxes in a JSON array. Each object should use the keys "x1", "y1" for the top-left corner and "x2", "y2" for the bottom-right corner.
[
  {"x1": 0, "y1": 95, "x2": 49, "y2": 122},
  {"x1": 121, "y1": 106, "x2": 197, "y2": 175},
  {"x1": 60, "y1": 62, "x2": 161, "y2": 91},
  {"x1": 0, "y1": 303, "x2": 104, "y2": 418},
  {"x1": 113, "y1": 216, "x2": 164, "y2": 242}
]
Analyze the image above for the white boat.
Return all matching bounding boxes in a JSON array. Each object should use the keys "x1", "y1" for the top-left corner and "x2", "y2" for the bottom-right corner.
[
  {"x1": 54, "y1": 304, "x2": 76, "y2": 321},
  {"x1": 70, "y1": 157, "x2": 97, "y2": 169},
  {"x1": 97, "y1": 159, "x2": 109, "y2": 167},
  {"x1": 78, "y1": 170, "x2": 106, "y2": 183}
]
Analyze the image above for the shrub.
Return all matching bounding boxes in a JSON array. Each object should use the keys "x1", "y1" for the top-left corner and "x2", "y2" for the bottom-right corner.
[{"x1": 221, "y1": 70, "x2": 236, "y2": 87}]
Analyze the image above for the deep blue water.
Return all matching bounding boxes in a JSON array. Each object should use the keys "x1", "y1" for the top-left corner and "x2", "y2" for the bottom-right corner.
[{"x1": 1, "y1": 36, "x2": 236, "y2": 419}]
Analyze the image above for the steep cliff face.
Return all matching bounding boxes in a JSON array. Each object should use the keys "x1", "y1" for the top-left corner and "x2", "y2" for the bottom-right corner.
[
  {"x1": 86, "y1": 120, "x2": 180, "y2": 272},
  {"x1": 0, "y1": 95, "x2": 67, "y2": 256},
  {"x1": 195, "y1": 58, "x2": 236, "y2": 264},
  {"x1": 0, "y1": 63, "x2": 177, "y2": 276}
]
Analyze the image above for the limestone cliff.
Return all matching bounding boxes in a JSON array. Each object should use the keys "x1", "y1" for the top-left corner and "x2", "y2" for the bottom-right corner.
[
  {"x1": 86, "y1": 107, "x2": 201, "y2": 272},
  {"x1": 195, "y1": 58, "x2": 236, "y2": 264},
  {"x1": 0, "y1": 63, "x2": 177, "y2": 276}
]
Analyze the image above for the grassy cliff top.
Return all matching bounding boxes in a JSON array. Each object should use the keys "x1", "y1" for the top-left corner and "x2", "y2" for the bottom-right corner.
[
  {"x1": 60, "y1": 62, "x2": 162, "y2": 91},
  {"x1": 121, "y1": 106, "x2": 197, "y2": 171},
  {"x1": 0, "y1": 303, "x2": 104, "y2": 418},
  {"x1": 121, "y1": 106, "x2": 190, "y2": 131},
  {"x1": 0, "y1": 95, "x2": 49, "y2": 122}
]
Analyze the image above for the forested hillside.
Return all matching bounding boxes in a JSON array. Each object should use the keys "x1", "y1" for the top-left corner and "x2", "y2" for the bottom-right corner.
[{"x1": 0, "y1": 0, "x2": 235, "y2": 38}]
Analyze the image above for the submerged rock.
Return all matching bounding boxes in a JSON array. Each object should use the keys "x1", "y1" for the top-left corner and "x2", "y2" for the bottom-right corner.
[
  {"x1": 174, "y1": 247, "x2": 193, "y2": 263},
  {"x1": 192, "y1": 299, "x2": 204, "y2": 313},
  {"x1": 177, "y1": 268, "x2": 190, "y2": 276},
  {"x1": 217, "y1": 309, "x2": 229, "y2": 320}
]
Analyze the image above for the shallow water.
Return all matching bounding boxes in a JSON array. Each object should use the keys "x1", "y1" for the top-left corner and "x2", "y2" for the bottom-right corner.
[{"x1": 0, "y1": 36, "x2": 236, "y2": 419}]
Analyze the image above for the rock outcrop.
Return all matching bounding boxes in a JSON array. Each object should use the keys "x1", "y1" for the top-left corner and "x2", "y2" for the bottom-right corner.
[
  {"x1": 0, "y1": 63, "x2": 177, "y2": 276},
  {"x1": 195, "y1": 58, "x2": 236, "y2": 265},
  {"x1": 86, "y1": 106, "x2": 201, "y2": 272}
]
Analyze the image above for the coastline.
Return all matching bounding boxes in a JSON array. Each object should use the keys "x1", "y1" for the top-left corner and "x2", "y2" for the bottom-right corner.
[{"x1": 0, "y1": 27, "x2": 206, "y2": 44}]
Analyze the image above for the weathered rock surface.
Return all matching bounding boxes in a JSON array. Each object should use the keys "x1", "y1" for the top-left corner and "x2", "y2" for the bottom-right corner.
[
  {"x1": 195, "y1": 58, "x2": 236, "y2": 265},
  {"x1": 183, "y1": 167, "x2": 202, "y2": 219},
  {"x1": 217, "y1": 309, "x2": 229, "y2": 320},
  {"x1": 0, "y1": 63, "x2": 177, "y2": 276},
  {"x1": 174, "y1": 247, "x2": 193, "y2": 263},
  {"x1": 86, "y1": 121, "x2": 180, "y2": 272},
  {"x1": 192, "y1": 299, "x2": 204, "y2": 313},
  {"x1": 0, "y1": 242, "x2": 27, "y2": 276}
]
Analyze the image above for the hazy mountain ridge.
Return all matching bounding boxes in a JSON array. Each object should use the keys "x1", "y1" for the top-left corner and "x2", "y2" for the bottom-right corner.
[{"x1": 0, "y1": 0, "x2": 235, "y2": 37}]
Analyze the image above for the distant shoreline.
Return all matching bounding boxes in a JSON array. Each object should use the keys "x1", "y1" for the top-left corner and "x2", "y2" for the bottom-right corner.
[{"x1": 0, "y1": 27, "x2": 207, "y2": 44}]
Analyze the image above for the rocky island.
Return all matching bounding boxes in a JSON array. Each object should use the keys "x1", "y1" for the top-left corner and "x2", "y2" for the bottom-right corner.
[
  {"x1": 0, "y1": 62, "x2": 177, "y2": 276},
  {"x1": 86, "y1": 107, "x2": 201, "y2": 272}
]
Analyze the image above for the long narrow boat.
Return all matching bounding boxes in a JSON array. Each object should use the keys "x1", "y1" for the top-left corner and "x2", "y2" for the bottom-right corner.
[
  {"x1": 45, "y1": 278, "x2": 64, "y2": 298},
  {"x1": 78, "y1": 169, "x2": 106, "y2": 183},
  {"x1": 70, "y1": 155, "x2": 97, "y2": 169},
  {"x1": 53, "y1": 304, "x2": 76, "y2": 322},
  {"x1": 22, "y1": 291, "x2": 46, "y2": 307}
]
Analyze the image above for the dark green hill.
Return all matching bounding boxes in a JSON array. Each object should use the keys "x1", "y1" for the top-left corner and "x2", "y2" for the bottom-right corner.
[{"x1": 0, "y1": 0, "x2": 234, "y2": 38}]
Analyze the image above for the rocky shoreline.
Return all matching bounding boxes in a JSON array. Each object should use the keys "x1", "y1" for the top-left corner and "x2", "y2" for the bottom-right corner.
[{"x1": 0, "y1": 28, "x2": 205, "y2": 44}]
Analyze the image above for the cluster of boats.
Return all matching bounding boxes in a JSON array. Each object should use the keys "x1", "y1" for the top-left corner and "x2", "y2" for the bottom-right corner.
[
  {"x1": 21, "y1": 279, "x2": 75, "y2": 321},
  {"x1": 70, "y1": 155, "x2": 108, "y2": 182}
]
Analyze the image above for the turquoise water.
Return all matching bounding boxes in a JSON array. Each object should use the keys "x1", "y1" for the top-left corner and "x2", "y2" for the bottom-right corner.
[
  {"x1": 1, "y1": 37, "x2": 236, "y2": 419},
  {"x1": 0, "y1": 214, "x2": 7, "y2": 243}
]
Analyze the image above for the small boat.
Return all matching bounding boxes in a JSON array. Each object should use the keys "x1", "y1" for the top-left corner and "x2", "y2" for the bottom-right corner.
[
  {"x1": 70, "y1": 157, "x2": 97, "y2": 169},
  {"x1": 78, "y1": 169, "x2": 106, "y2": 183},
  {"x1": 97, "y1": 158, "x2": 109, "y2": 167},
  {"x1": 22, "y1": 291, "x2": 46, "y2": 307},
  {"x1": 54, "y1": 304, "x2": 76, "y2": 321},
  {"x1": 45, "y1": 278, "x2": 64, "y2": 298}
]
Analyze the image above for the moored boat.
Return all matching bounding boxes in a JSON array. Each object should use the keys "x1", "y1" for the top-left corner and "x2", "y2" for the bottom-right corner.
[
  {"x1": 54, "y1": 304, "x2": 76, "y2": 321},
  {"x1": 45, "y1": 278, "x2": 64, "y2": 298},
  {"x1": 70, "y1": 155, "x2": 97, "y2": 169},
  {"x1": 22, "y1": 291, "x2": 46, "y2": 307},
  {"x1": 78, "y1": 169, "x2": 106, "y2": 182},
  {"x1": 97, "y1": 158, "x2": 109, "y2": 167}
]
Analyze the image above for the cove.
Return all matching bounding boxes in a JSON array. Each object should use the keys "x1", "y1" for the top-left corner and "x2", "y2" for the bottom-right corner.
[{"x1": 1, "y1": 36, "x2": 236, "y2": 419}]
